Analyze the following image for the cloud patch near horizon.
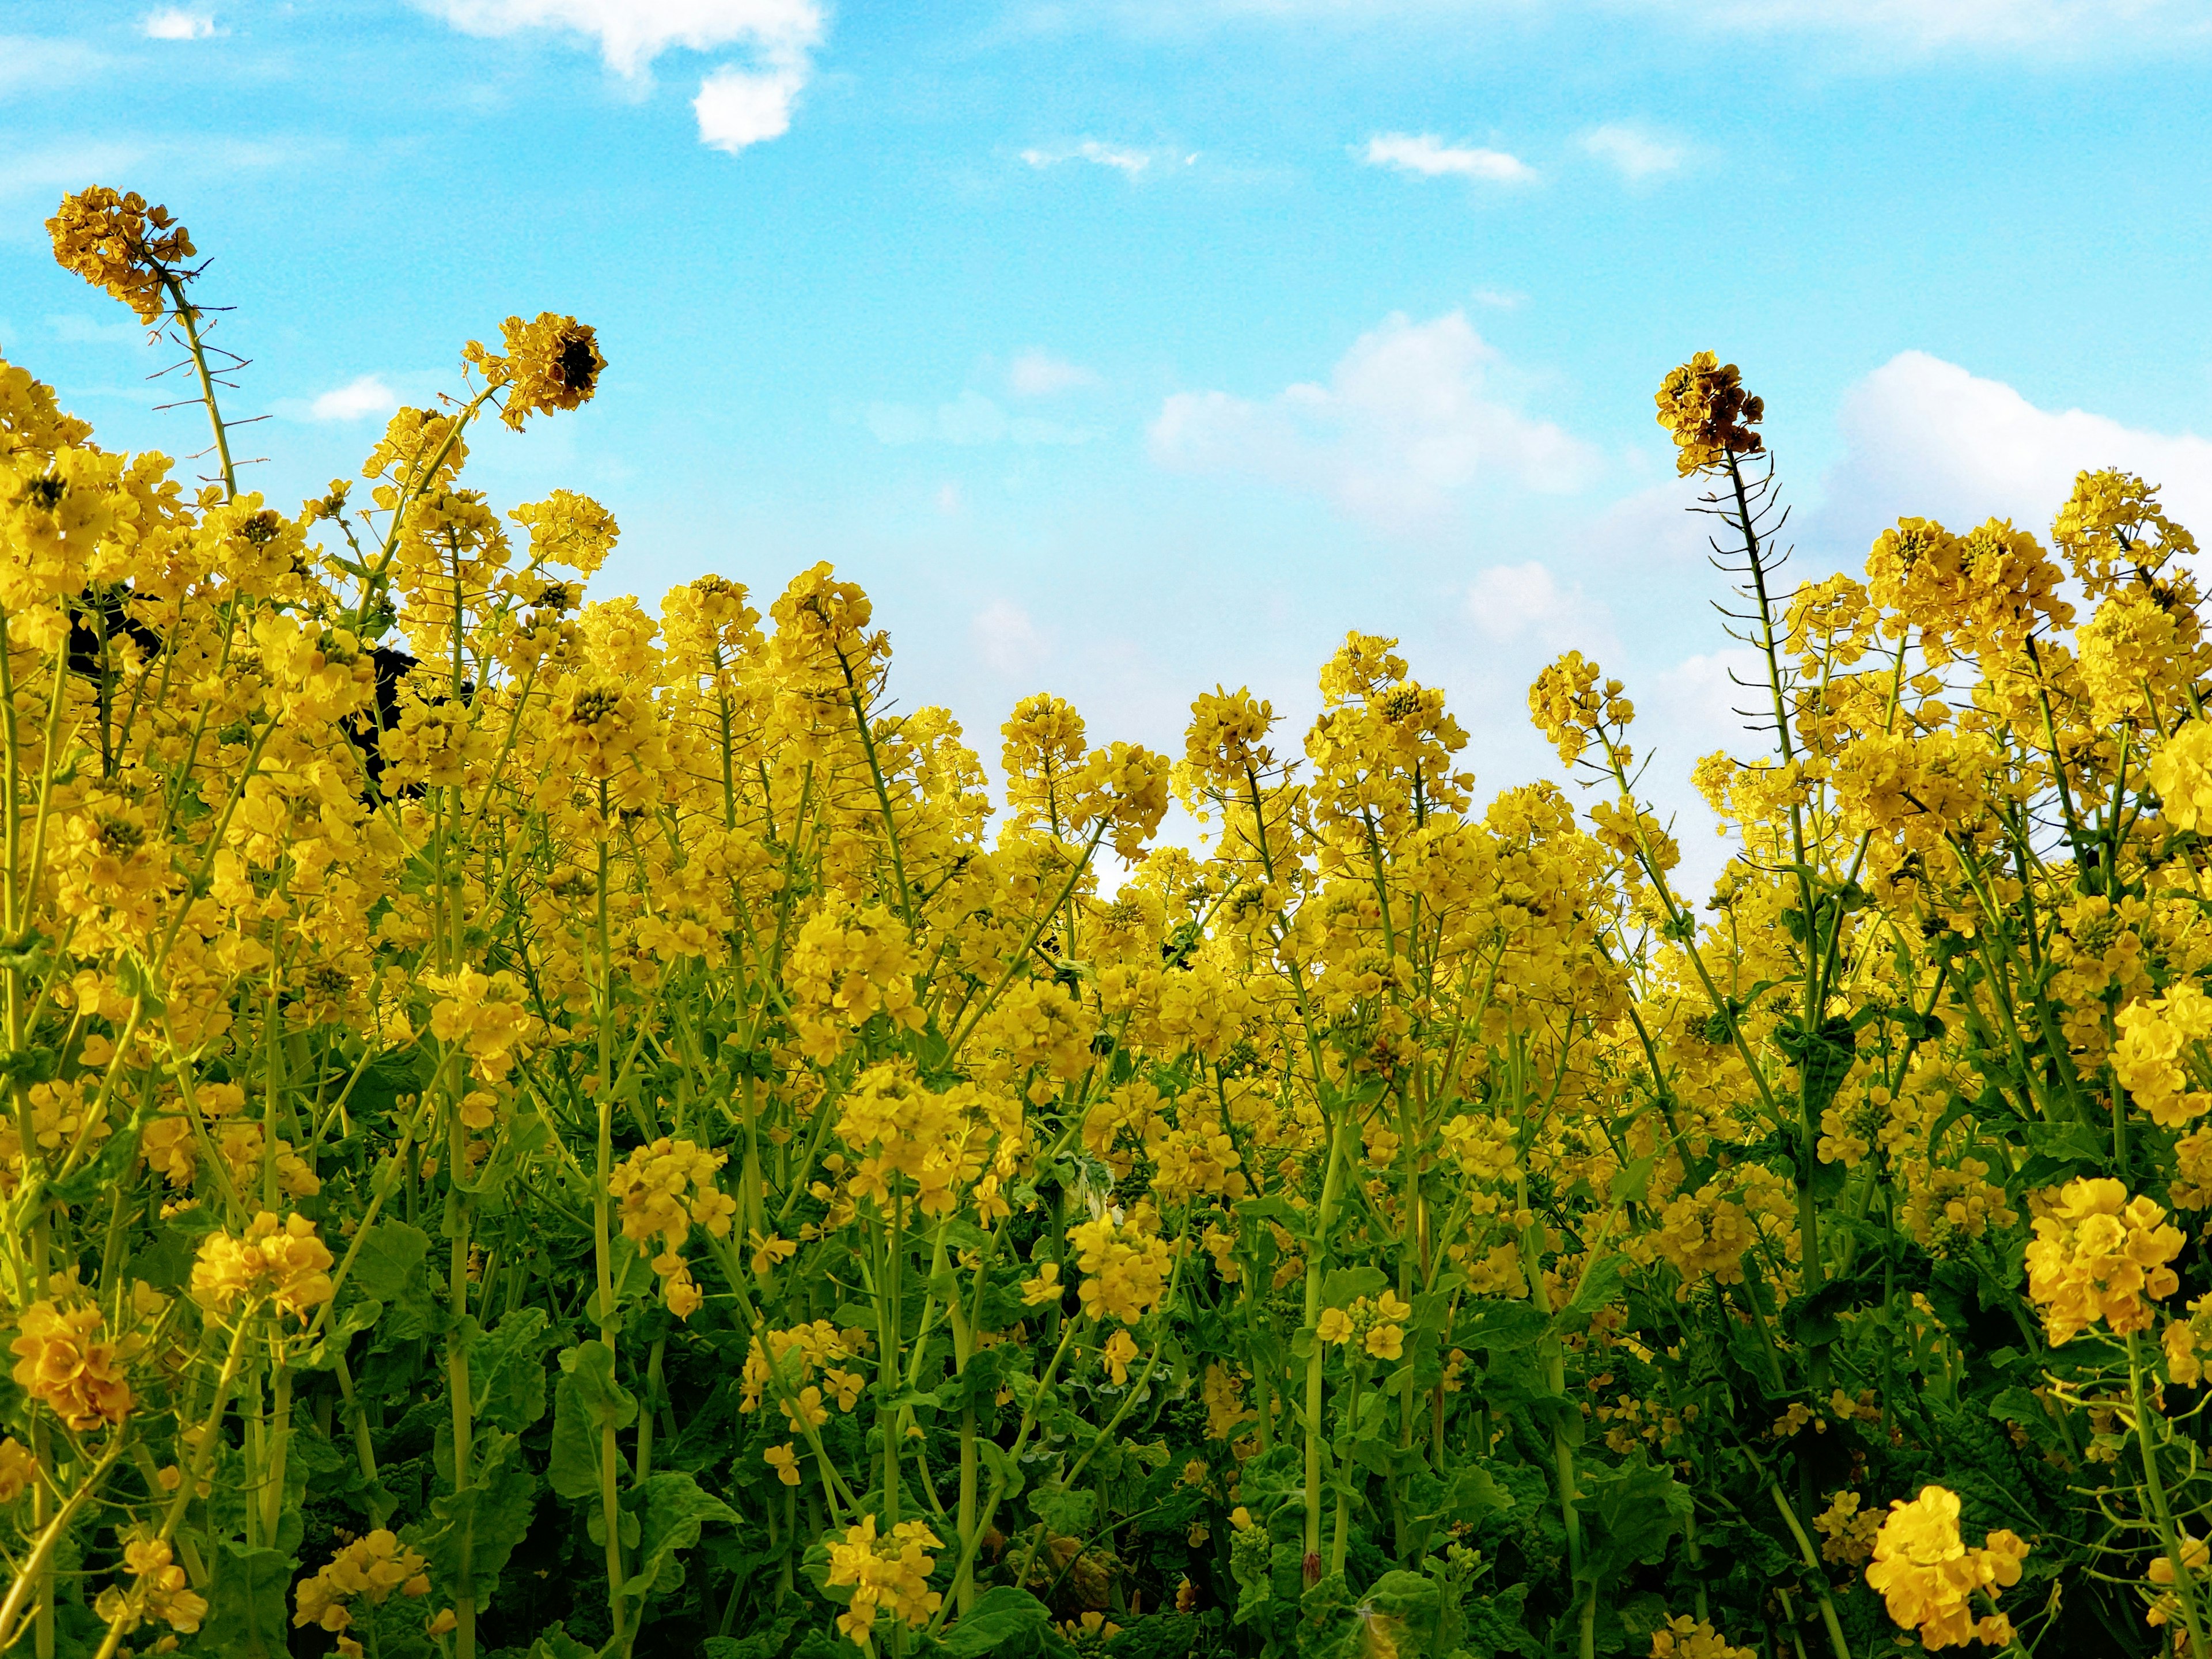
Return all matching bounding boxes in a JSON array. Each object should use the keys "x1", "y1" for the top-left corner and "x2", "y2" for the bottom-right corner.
[
  {"x1": 1149, "y1": 310, "x2": 1597, "y2": 532},
  {"x1": 1813, "y1": 350, "x2": 2212, "y2": 552}
]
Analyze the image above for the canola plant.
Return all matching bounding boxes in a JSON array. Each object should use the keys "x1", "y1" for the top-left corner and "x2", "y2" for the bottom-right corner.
[{"x1": 2, "y1": 188, "x2": 2209, "y2": 1659}]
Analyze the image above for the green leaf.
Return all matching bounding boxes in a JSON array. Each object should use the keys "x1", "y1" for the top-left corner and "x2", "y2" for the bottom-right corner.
[
  {"x1": 939, "y1": 1586, "x2": 1058, "y2": 1659},
  {"x1": 550, "y1": 1340, "x2": 636, "y2": 1502},
  {"x1": 1555, "y1": 1253, "x2": 1628, "y2": 1334},
  {"x1": 979, "y1": 1437, "x2": 1027, "y2": 1500},
  {"x1": 526, "y1": 1627, "x2": 608, "y2": 1659},
  {"x1": 472, "y1": 1307, "x2": 554, "y2": 1431},
  {"x1": 201, "y1": 1542, "x2": 296, "y2": 1659},
  {"x1": 409, "y1": 1430, "x2": 539, "y2": 1606},
  {"x1": 351, "y1": 1218, "x2": 446, "y2": 1344},
  {"x1": 1574, "y1": 1455, "x2": 1692, "y2": 1592},
  {"x1": 1361, "y1": 1570, "x2": 1444, "y2": 1659},
  {"x1": 1458, "y1": 1301, "x2": 1548, "y2": 1353},
  {"x1": 1461, "y1": 1585, "x2": 1539, "y2": 1658},
  {"x1": 1608, "y1": 1154, "x2": 1656, "y2": 1207},
  {"x1": 1319, "y1": 1266, "x2": 1388, "y2": 1308},
  {"x1": 622, "y1": 1470, "x2": 738, "y2": 1601}
]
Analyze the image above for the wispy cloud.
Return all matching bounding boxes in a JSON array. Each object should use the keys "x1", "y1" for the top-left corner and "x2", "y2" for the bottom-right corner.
[
  {"x1": 418, "y1": 0, "x2": 827, "y2": 153},
  {"x1": 1361, "y1": 132, "x2": 1533, "y2": 185},
  {"x1": 0, "y1": 141, "x2": 150, "y2": 205},
  {"x1": 972, "y1": 600, "x2": 1050, "y2": 677},
  {"x1": 1149, "y1": 310, "x2": 1597, "y2": 533},
  {"x1": 47, "y1": 314, "x2": 149, "y2": 346},
  {"x1": 1007, "y1": 350, "x2": 1099, "y2": 397},
  {"x1": 308, "y1": 374, "x2": 401, "y2": 422},
  {"x1": 141, "y1": 9, "x2": 218, "y2": 39},
  {"x1": 0, "y1": 37, "x2": 104, "y2": 98},
  {"x1": 1020, "y1": 139, "x2": 1183, "y2": 177},
  {"x1": 866, "y1": 389, "x2": 1092, "y2": 447},
  {"x1": 1579, "y1": 123, "x2": 1684, "y2": 180},
  {"x1": 1467, "y1": 561, "x2": 1615, "y2": 655}
]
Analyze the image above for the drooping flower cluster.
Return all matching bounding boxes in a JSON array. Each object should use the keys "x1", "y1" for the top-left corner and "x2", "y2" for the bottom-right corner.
[{"x1": 608, "y1": 1137, "x2": 734, "y2": 1316}]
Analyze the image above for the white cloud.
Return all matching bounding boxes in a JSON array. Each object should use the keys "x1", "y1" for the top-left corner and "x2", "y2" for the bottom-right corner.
[
  {"x1": 695, "y1": 59, "x2": 806, "y2": 151},
  {"x1": 309, "y1": 375, "x2": 401, "y2": 422},
  {"x1": 1580, "y1": 123, "x2": 1684, "y2": 181},
  {"x1": 419, "y1": 0, "x2": 822, "y2": 74},
  {"x1": 866, "y1": 389, "x2": 1092, "y2": 448},
  {"x1": 1020, "y1": 139, "x2": 1167, "y2": 177},
  {"x1": 1007, "y1": 350, "x2": 1099, "y2": 397},
  {"x1": 1148, "y1": 310, "x2": 1597, "y2": 532},
  {"x1": 1814, "y1": 351, "x2": 2212, "y2": 554},
  {"x1": 142, "y1": 9, "x2": 217, "y2": 39},
  {"x1": 1470, "y1": 287, "x2": 1524, "y2": 309},
  {"x1": 1361, "y1": 132, "x2": 1534, "y2": 185},
  {"x1": 1467, "y1": 561, "x2": 1614, "y2": 654},
  {"x1": 972, "y1": 600, "x2": 1050, "y2": 677},
  {"x1": 419, "y1": 0, "x2": 825, "y2": 151},
  {"x1": 935, "y1": 482, "x2": 964, "y2": 516}
]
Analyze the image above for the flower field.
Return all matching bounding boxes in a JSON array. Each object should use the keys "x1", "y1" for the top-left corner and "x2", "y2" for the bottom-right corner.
[{"x1": 6, "y1": 187, "x2": 2212, "y2": 1659}]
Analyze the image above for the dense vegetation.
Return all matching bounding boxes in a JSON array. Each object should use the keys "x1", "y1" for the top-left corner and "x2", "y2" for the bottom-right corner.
[{"x1": 3, "y1": 188, "x2": 2209, "y2": 1659}]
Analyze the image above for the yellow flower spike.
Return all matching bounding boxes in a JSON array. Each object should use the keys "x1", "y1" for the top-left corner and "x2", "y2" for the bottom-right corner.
[
  {"x1": 47, "y1": 187, "x2": 195, "y2": 323},
  {"x1": 1653, "y1": 351, "x2": 1763, "y2": 477},
  {"x1": 464, "y1": 312, "x2": 606, "y2": 430}
]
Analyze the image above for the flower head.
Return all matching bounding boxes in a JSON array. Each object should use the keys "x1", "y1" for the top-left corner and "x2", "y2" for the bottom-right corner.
[
  {"x1": 47, "y1": 187, "x2": 195, "y2": 323},
  {"x1": 1654, "y1": 351, "x2": 1763, "y2": 476},
  {"x1": 467, "y1": 312, "x2": 606, "y2": 430}
]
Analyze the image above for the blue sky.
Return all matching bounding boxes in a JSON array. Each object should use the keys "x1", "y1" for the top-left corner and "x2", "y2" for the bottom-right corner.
[{"x1": 5, "y1": 0, "x2": 2211, "y2": 878}]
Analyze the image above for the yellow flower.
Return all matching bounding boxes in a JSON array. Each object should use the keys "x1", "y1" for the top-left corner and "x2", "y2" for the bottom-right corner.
[
  {"x1": 1648, "y1": 1615, "x2": 1755, "y2": 1659},
  {"x1": 1864, "y1": 1486, "x2": 2027, "y2": 1651},
  {"x1": 765, "y1": 1443, "x2": 802, "y2": 1487},
  {"x1": 1101, "y1": 1327, "x2": 1139, "y2": 1385},
  {"x1": 1021, "y1": 1260, "x2": 1063, "y2": 1306},
  {"x1": 1363, "y1": 1322, "x2": 1404, "y2": 1362},
  {"x1": 190, "y1": 1213, "x2": 336, "y2": 1323},
  {"x1": 2024, "y1": 1177, "x2": 2184, "y2": 1345},
  {"x1": 47, "y1": 187, "x2": 195, "y2": 323},
  {"x1": 293, "y1": 1531, "x2": 432, "y2": 1634},
  {"x1": 750, "y1": 1230, "x2": 797, "y2": 1278},
  {"x1": 824, "y1": 1516, "x2": 943, "y2": 1650},
  {"x1": 0, "y1": 1436, "x2": 34, "y2": 1502},
  {"x1": 466, "y1": 312, "x2": 607, "y2": 430},
  {"x1": 94, "y1": 1536, "x2": 207, "y2": 1636},
  {"x1": 10, "y1": 1300, "x2": 135, "y2": 1429},
  {"x1": 1317, "y1": 1306, "x2": 1353, "y2": 1346},
  {"x1": 1653, "y1": 351, "x2": 1764, "y2": 476}
]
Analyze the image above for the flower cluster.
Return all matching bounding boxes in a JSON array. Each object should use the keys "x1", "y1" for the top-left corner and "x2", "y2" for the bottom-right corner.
[
  {"x1": 2023, "y1": 1177, "x2": 2185, "y2": 1345},
  {"x1": 293, "y1": 1529, "x2": 433, "y2": 1653},
  {"x1": 608, "y1": 1137, "x2": 734, "y2": 1316},
  {"x1": 190, "y1": 1213, "x2": 338, "y2": 1323},
  {"x1": 823, "y1": 1516, "x2": 944, "y2": 1650},
  {"x1": 1863, "y1": 1486, "x2": 2028, "y2": 1651},
  {"x1": 1316, "y1": 1291, "x2": 1413, "y2": 1362}
]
